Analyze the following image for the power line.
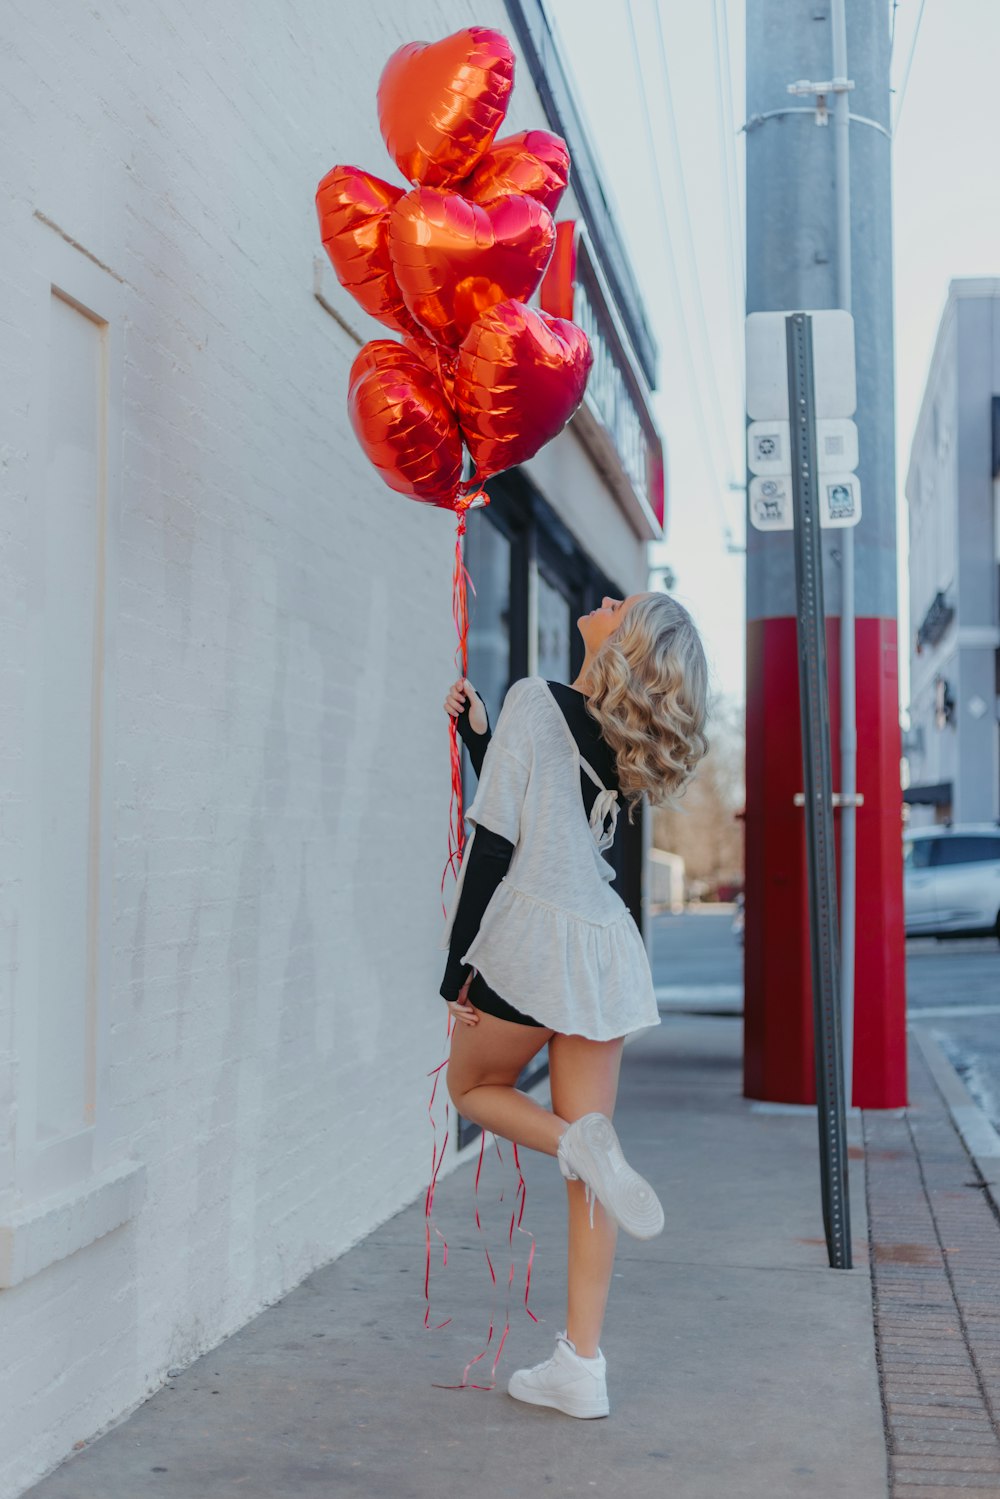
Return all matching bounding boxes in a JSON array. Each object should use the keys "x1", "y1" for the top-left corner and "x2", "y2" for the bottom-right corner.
[
  {"x1": 710, "y1": 0, "x2": 748, "y2": 425},
  {"x1": 638, "y1": 0, "x2": 746, "y2": 485},
  {"x1": 713, "y1": 0, "x2": 746, "y2": 300},
  {"x1": 646, "y1": 0, "x2": 745, "y2": 543},
  {"x1": 647, "y1": 0, "x2": 742, "y2": 478},
  {"x1": 712, "y1": 0, "x2": 749, "y2": 552},
  {"x1": 893, "y1": 0, "x2": 927, "y2": 133},
  {"x1": 623, "y1": 0, "x2": 734, "y2": 545}
]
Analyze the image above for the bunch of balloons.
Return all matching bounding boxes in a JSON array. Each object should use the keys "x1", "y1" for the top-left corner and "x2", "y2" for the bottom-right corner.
[
  {"x1": 315, "y1": 25, "x2": 593, "y2": 511},
  {"x1": 315, "y1": 29, "x2": 593, "y2": 1377}
]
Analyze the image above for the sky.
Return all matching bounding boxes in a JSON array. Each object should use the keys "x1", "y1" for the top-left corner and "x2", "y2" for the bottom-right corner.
[{"x1": 542, "y1": 0, "x2": 1000, "y2": 710}]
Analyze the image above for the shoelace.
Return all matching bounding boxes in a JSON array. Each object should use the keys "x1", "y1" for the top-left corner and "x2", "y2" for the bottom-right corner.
[
  {"x1": 582, "y1": 1179, "x2": 598, "y2": 1230},
  {"x1": 528, "y1": 1334, "x2": 576, "y2": 1375},
  {"x1": 558, "y1": 1140, "x2": 600, "y2": 1230}
]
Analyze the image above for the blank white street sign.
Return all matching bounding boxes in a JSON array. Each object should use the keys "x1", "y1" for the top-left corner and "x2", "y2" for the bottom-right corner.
[
  {"x1": 748, "y1": 417, "x2": 859, "y2": 476},
  {"x1": 746, "y1": 310, "x2": 857, "y2": 419}
]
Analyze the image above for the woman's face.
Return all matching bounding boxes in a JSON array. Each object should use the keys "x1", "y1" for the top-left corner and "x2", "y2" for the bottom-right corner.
[{"x1": 576, "y1": 592, "x2": 648, "y2": 651}]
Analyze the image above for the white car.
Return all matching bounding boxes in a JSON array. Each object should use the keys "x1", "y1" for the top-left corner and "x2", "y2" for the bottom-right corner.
[{"x1": 903, "y1": 824, "x2": 1000, "y2": 941}]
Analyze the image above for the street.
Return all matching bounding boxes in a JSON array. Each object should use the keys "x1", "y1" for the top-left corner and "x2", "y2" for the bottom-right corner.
[
  {"x1": 650, "y1": 904, "x2": 742, "y2": 1012},
  {"x1": 652, "y1": 908, "x2": 1000, "y2": 1126},
  {"x1": 905, "y1": 934, "x2": 1000, "y2": 1132}
]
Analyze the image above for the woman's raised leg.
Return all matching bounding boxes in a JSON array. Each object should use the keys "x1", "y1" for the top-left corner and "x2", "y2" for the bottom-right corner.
[
  {"x1": 446, "y1": 1010, "x2": 560, "y2": 1155},
  {"x1": 547, "y1": 1032, "x2": 626, "y2": 1359}
]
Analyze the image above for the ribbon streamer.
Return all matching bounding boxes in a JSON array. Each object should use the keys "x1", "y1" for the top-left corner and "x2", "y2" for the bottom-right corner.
[
  {"x1": 426, "y1": 484, "x2": 539, "y2": 1392},
  {"x1": 431, "y1": 1133, "x2": 537, "y2": 1392},
  {"x1": 423, "y1": 1041, "x2": 453, "y2": 1332},
  {"x1": 439, "y1": 488, "x2": 490, "y2": 916}
]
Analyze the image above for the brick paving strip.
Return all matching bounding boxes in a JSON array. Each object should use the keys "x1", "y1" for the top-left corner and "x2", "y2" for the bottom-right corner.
[{"x1": 864, "y1": 1029, "x2": 1000, "y2": 1498}]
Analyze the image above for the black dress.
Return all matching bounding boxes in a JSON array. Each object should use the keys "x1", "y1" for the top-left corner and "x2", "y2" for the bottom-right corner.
[{"x1": 440, "y1": 679, "x2": 621, "y2": 1027}]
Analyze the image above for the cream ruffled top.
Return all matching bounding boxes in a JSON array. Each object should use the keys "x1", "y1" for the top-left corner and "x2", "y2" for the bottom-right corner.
[{"x1": 439, "y1": 676, "x2": 660, "y2": 1041}]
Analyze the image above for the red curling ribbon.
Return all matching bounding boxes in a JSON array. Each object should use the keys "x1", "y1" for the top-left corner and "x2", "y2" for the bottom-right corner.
[
  {"x1": 433, "y1": 1131, "x2": 504, "y2": 1391},
  {"x1": 429, "y1": 480, "x2": 542, "y2": 1393},
  {"x1": 439, "y1": 486, "x2": 491, "y2": 917},
  {"x1": 423, "y1": 1027, "x2": 454, "y2": 1332},
  {"x1": 431, "y1": 1131, "x2": 538, "y2": 1392},
  {"x1": 427, "y1": 484, "x2": 491, "y2": 1341},
  {"x1": 512, "y1": 1143, "x2": 539, "y2": 1323}
]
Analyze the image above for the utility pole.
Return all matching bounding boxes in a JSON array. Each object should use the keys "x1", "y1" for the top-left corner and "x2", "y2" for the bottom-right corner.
[
  {"x1": 830, "y1": 0, "x2": 857, "y2": 1123},
  {"x1": 743, "y1": 0, "x2": 906, "y2": 1110}
]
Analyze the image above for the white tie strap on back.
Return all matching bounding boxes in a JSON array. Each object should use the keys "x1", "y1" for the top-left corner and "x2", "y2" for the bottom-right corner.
[
  {"x1": 579, "y1": 755, "x2": 620, "y2": 852},
  {"x1": 588, "y1": 786, "x2": 620, "y2": 851}
]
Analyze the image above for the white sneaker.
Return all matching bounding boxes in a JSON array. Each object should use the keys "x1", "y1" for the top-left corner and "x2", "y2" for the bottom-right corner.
[
  {"x1": 507, "y1": 1332, "x2": 610, "y2": 1418},
  {"x1": 557, "y1": 1111, "x2": 665, "y2": 1239}
]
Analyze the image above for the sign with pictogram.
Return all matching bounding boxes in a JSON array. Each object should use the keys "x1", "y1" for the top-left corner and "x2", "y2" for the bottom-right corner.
[
  {"x1": 749, "y1": 475, "x2": 794, "y2": 530},
  {"x1": 748, "y1": 418, "x2": 858, "y2": 477},
  {"x1": 820, "y1": 474, "x2": 861, "y2": 527}
]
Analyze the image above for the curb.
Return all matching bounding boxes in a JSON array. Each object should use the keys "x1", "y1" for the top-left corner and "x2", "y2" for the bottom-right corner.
[
  {"x1": 908, "y1": 1019, "x2": 1000, "y2": 1219},
  {"x1": 654, "y1": 984, "x2": 743, "y2": 1016}
]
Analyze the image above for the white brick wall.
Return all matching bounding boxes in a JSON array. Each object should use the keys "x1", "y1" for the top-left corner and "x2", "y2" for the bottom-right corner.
[{"x1": 0, "y1": 4, "x2": 649, "y2": 1493}]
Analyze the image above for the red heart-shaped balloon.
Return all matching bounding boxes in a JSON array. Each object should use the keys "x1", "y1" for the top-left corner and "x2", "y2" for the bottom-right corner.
[
  {"x1": 315, "y1": 165, "x2": 421, "y2": 338},
  {"x1": 454, "y1": 300, "x2": 593, "y2": 480},
  {"x1": 348, "y1": 341, "x2": 464, "y2": 506},
  {"x1": 389, "y1": 187, "x2": 555, "y2": 348},
  {"x1": 460, "y1": 131, "x2": 570, "y2": 214},
  {"x1": 378, "y1": 27, "x2": 514, "y2": 187},
  {"x1": 402, "y1": 332, "x2": 458, "y2": 410}
]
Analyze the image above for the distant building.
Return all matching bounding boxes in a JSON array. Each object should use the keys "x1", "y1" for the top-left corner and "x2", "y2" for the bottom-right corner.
[{"x1": 903, "y1": 279, "x2": 1000, "y2": 827}]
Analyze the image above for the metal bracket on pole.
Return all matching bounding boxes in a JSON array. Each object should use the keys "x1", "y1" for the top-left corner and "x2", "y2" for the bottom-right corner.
[
  {"x1": 787, "y1": 75, "x2": 854, "y2": 126},
  {"x1": 786, "y1": 312, "x2": 852, "y2": 1271},
  {"x1": 793, "y1": 792, "x2": 865, "y2": 808}
]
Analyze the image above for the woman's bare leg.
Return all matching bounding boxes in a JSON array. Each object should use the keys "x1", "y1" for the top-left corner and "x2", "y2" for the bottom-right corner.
[
  {"x1": 447, "y1": 1010, "x2": 560, "y2": 1155},
  {"x1": 548, "y1": 1032, "x2": 626, "y2": 1359}
]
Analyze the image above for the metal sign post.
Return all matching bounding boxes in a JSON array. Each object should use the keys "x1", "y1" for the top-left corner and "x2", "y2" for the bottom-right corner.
[{"x1": 785, "y1": 312, "x2": 852, "y2": 1270}]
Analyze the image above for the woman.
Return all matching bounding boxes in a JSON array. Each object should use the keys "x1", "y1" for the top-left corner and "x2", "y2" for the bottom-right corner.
[{"x1": 439, "y1": 591, "x2": 709, "y2": 1419}]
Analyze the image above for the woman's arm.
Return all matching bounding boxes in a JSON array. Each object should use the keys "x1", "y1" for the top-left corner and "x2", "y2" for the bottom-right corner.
[
  {"x1": 438, "y1": 676, "x2": 532, "y2": 976},
  {"x1": 455, "y1": 690, "x2": 492, "y2": 778},
  {"x1": 439, "y1": 824, "x2": 513, "y2": 1002},
  {"x1": 443, "y1": 676, "x2": 492, "y2": 777}
]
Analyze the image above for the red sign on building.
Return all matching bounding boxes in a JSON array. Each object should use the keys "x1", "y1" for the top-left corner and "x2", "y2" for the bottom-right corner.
[{"x1": 541, "y1": 221, "x2": 665, "y2": 537}]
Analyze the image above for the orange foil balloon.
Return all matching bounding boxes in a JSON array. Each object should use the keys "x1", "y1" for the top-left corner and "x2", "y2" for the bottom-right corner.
[
  {"x1": 315, "y1": 165, "x2": 421, "y2": 337},
  {"x1": 455, "y1": 300, "x2": 593, "y2": 479},
  {"x1": 377, "y1": 27, "x2": 514, "y2": 188},
  {"x1": 348, "y1": 341, "x2": 463, "y2": 505},
  {"x1": 389, "y1": 187, "x2": 555, "y2": 348},
  {"x1": 461, "y1": 130, "x2": 570, "y2": 213}
]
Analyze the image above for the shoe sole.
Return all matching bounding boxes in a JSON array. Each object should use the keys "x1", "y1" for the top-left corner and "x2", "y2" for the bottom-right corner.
[
  {"x1": 564, "y1": 1114, "x2": 665, "y2": 1240},
  {"x1": 507, "y1": 1377, "x2": 610, "y2": 1419}
]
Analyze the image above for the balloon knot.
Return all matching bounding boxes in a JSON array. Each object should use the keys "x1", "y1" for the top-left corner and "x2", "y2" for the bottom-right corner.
[{"x1": 455, "y1": 488, "x2": 491, "y2": 530}]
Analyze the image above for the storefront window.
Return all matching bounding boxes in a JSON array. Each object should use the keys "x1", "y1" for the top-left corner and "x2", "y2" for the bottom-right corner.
[
  {"x1": 463, "y1": 514, "x2": 512, "y2": 732},
  {"x1": 537, "y1": 568, "x2": 573, "y2": 681}
]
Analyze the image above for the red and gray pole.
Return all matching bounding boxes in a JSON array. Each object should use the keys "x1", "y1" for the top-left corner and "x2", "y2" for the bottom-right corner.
[{"x1": 743, "y1": 0, "x2": 906, "y2": 1108}]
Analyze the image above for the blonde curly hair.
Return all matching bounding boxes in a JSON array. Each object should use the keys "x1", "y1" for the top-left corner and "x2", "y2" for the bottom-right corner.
[{"x1": 580, "y1": 592, "x2": 710, "y2": 823}]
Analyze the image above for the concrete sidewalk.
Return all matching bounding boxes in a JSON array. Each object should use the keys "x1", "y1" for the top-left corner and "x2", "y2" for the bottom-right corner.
[{"x1": 24, "y1": 1015, "x2": 887, "y2": 1499}]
